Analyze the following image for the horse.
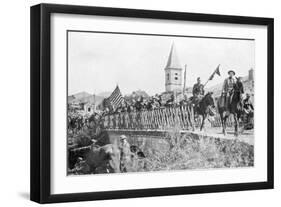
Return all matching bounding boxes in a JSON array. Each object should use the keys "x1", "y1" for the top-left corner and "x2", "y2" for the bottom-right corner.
[
  {"x1": 217, "y1": 89, "x2": 244, "y2": 136},
  {"x1": 193, "y1": 92, "x2": 216, "y2": 131}
]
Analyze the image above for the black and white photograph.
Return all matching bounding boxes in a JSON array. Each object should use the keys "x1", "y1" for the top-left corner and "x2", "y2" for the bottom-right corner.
[
  {"x1": 67, "y1": 31, "x2": 255, "y2": 175},
  {"x1": 28, "y1": 3, "x2": 273, "y2": 204},
  {"x1": 0, "y1": 0, "x2": 278, "y2": 205}
]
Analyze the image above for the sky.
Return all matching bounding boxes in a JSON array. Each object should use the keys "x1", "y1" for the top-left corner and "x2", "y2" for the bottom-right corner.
[{"x1": 68, "y1": 31, "x2": 254, "y2": 96}]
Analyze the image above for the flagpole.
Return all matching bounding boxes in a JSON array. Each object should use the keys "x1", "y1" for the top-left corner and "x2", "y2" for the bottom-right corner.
[
  {"x1": 183, "y1": 64, "x2": 187, "y2": 93},
  {"x1": 204, "y1": 74, "x2": 212, "y2": 87},
  {"x1": 204, "y1": 73, "x2": 213, "y2": 87},
  {"x1": 93, "y1": 93, "x2": 95, "y2": 111},
  {"x1": 204, "y1": 64, "x2": 220, "y2": 87},
  {"x1": 203, "y1": 79, "x2": 209, "y2": 87}
]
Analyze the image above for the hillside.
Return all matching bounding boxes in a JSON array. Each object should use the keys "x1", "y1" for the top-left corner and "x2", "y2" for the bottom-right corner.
[
  {"x1": 97, "y1": 91, "x2": 111, "y2": 98},
  {"x1": 69, "y1": 91, "x2": 91, "y2": 100},
  {"x1": 68, "y1": 91, "x2": 105, "y2": 106}
]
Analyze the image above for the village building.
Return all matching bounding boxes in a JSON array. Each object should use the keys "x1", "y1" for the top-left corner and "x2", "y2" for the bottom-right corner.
[
  {"x1": 83, "y1": 102, "x2": 95, "y2": 114},
  {"x1": 68, "y1": 93, "x2": 98, "y2": 114},
  {"x1": 164, "y1": 43, "x2": 183, "y2": 92}
]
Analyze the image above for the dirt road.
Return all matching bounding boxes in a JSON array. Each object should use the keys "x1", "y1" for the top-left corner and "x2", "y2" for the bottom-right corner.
[{"x1": 194, "y1": 125, "x2": 254, "y2": 145}]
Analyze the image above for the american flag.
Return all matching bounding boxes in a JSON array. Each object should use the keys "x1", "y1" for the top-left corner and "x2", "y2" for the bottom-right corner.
[{"x1": 106, "y1": 85, "x2": 124, "y2": 110}]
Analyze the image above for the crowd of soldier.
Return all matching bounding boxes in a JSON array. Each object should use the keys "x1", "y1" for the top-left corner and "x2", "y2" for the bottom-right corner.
[{"x1": 102, "y1": 104, "x2": 194, "y2": 130}]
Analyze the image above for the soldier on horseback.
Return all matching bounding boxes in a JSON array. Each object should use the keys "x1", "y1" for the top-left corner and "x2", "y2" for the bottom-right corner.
[
  {"x1": 218, "y1": 70, "x2": 248, "y2": 136},
  {"x1": 191, "y1": 77, "x2": 205, "y2": 107},
  {"x1": 192, "y1": 77, "x2": 205, "y2": 98},
  {"x1": 222, "y1": 70, "x2": 237, "y2": 114}
]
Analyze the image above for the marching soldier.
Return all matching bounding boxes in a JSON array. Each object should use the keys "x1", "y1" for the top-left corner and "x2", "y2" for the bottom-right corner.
[
  {"x1": 154, "y1": 94, "x2": 162, "y2": 107},
  {"x1": 166, "y1": 93, "x2": 175, "y2": 107},
  {"x1": 192, "y1": 77, "x2": 204, "y2": 98},
  {"x1": 222, "y1": 70, "x2": 237, "y2": 113}
]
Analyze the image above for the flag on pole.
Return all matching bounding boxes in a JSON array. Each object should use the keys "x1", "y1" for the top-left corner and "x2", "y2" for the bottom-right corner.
[
  {"x1": 183, "y1": 64, "x2": 187, "y2": 92},
  {"x1": 208, "y1": 64, "x2": 221, "y2": 81},
  {"x1": 106, "y1": 85, "x2": 124, "y2": 110}
]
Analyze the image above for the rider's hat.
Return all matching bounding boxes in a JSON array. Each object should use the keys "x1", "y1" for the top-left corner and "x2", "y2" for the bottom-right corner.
[
  {"x1": 228, "y1": 70, "x2": 236, "y2": 75},
  {"x1": 120, "y1": 135, "x2": 127, "y2": 140}
]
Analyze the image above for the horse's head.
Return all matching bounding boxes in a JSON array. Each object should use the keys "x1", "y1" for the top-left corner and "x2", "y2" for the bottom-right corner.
[
  {"x1": 203, "y1": 92, "x2": 215, "y2": 107},
  {"x1": 202, "y1": 92, "x2": 216, "y2": 116}
]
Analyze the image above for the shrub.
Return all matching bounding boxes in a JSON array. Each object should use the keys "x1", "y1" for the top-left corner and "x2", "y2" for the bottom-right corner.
[{"x1": 142, "y1": 127, "x2": 254, "y2": 172}]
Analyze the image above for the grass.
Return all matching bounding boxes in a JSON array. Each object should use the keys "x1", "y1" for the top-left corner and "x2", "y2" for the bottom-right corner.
[{"x1": 142, "y1": 127, "x2": 254, "y2": 172}]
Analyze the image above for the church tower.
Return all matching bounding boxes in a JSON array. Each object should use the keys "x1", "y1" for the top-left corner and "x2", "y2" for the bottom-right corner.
[{"x1": 165, "y1": 43, "x2": 183, "y2": 92}]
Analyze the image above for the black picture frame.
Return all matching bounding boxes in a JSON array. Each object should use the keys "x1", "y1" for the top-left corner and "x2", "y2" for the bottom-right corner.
[{"x1": 30, "y1": 3, "x2": 274, "y2": 204}]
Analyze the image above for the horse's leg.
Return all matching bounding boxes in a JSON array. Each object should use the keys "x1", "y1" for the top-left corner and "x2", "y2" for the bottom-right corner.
[
  {"x1": 219, "y1": 113, "x2": 223, "y2": 134},
  {"x1": 239, "y1": 113, "x2": 244, "y2": 134},
  {"x1": 233, "y1": 113, "x2": 239, "y2": 137},
  {"x1": 189, "y1": 114, "x2": 195, "y2": 131},
  {"x1": 200, "y1": 115, "x2": 205, "y2": 131},
  {"x1": 220, "y1": 112, "x2": 226, "y2": 136},
  {"x1": 188, "y1": 106, "x2": 195, "y2": 131}
]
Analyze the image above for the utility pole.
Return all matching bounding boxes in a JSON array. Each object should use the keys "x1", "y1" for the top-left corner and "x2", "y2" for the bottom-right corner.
[
  {"x1": 183, "y1": 64, "x2": 187, "y2": 94},
  {"x1": 93, "y1": 93, "x2": 96, "y2": 112}
]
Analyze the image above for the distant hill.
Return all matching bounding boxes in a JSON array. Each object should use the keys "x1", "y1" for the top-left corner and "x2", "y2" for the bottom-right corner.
[
  {"x1": 67, "y1": 95, "x2": 76, "y2": 103},
  {"x1": 97, "y1": 91, "x2": 111, "y2": 98},
  {"x1": 69, "y1": 91, "x2": 91, "y2": 100},
  {"x1": 68, "y1": 91, "x2": 105, "y2": 106}
]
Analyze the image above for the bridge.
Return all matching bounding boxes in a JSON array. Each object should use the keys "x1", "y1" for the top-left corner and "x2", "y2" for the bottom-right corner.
[
  {"x1": 102, "y1": 105, "x2": 241, "y2": 132},
  {"x1": 68, "y1": 106, "x2": 254, "y2": 173}
]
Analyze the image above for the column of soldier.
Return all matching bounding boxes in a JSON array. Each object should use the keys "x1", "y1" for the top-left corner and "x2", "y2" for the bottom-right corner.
[{"x1": 103, "y1": 104, "x2": 194, "y2": 130}]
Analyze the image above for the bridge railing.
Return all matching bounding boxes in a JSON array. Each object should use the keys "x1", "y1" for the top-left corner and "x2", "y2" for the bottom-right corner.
[{"x1": 102, "y1": 105, "x2": 195, "y2": 130}]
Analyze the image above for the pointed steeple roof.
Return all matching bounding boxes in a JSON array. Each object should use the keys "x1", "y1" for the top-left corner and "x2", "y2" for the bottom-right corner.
[{"x1": 165, "y1": 43, "x2": 181, "y2": 69}]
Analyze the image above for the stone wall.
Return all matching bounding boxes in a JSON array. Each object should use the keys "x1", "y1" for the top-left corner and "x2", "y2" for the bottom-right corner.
[{"x1": 99, "y1": 129, "x2": 253, "y2": 155}]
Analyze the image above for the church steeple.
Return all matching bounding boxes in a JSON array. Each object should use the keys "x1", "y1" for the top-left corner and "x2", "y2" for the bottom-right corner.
[
  {"x1": 165, "y1": 43, "x2": 181, "y2": 69},
  {"x1": 165, "y1": 43, "x2": 183, "y2": 92}
]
